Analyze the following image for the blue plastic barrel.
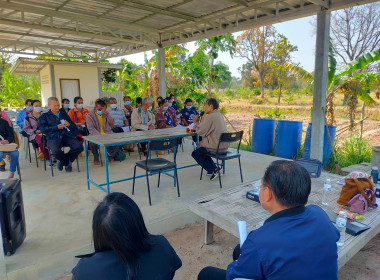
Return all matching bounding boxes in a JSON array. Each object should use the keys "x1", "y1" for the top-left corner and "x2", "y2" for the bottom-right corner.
[
  {"x1": 302, "y1": 123, "x2": 336, "y2": 168},
  {"x1": 274, "y1": 120, "x2": 303, "y2": 159},
  {"x1": 251, "y1": 118, "x2": 276, "y2": 154}
]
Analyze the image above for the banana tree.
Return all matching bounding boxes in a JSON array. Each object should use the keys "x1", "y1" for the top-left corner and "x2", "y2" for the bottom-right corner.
[{"x1": 286, "y1": 47, "x2": 380, "y2": 128}]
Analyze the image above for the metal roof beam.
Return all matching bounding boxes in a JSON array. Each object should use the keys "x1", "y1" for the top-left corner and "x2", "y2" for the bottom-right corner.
[
  {"x1": 0, "y1": 18, "x2": 158, "y2": 47},
  {"x1": 307, "y1": 0, "x2": 329, "y2": 8},
  {"x1": 104, "y1": 0, "x2": 198, "y2": 21},
  {"x1": 0, "y1": 1, "x2": 157, "y2": 34},
  {"x1": 228, "y1": 0, "x2": 249, "y2": 7}
]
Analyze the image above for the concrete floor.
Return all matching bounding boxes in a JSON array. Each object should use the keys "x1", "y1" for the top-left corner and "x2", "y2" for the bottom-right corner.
[{"x1": 0, "y1": 140, "x2": 281, "y2": 280}]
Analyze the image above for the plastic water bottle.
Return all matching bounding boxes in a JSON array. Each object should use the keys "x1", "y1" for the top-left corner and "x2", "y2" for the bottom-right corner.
[
  {"x1": 321, "y1": 178, "x2": 332, "y2": 206},
  {"x1": 336, "y1": 211, "x2": 347, "y2": 247}
]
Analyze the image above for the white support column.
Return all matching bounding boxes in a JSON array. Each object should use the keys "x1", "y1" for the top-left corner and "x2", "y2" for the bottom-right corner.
[
  {"x1": 49, "y1": 64, "x2": 56, "y2": 98},
  {"x1": 158, "y1": 47, "x2": 166, "y2": 98},
  {"x1": 310, "y1": 9, "x2": 330, "y2": 161},
  {"x1": 97, "y1": 67, "x2": 103, "y2": 99}
]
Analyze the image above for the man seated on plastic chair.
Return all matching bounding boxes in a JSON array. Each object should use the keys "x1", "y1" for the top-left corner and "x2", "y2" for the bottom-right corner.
[
  {"x1": 191, "y1": 98, "x2": 228, "y2": 181},
  {"x1": 0, "y1": 117, "x2": 19, "y2": 178},
  {"x1": 39, "y1": 97, "x2": 83, "y2": 172},
  {"x1": 107, "y1": 97, "x2": 129, "y2": 133},
  {"x1": 86, "y1": 98, "x2": 120, "y2": 166}
]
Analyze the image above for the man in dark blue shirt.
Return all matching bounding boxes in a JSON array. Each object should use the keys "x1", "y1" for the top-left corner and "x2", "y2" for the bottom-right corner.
[
  {"x1": 198, "y1": 160, "x2": 340, "y2": 280},
  {"x1": 180, "y1": 98, "x2": 199, "y2": 126}
]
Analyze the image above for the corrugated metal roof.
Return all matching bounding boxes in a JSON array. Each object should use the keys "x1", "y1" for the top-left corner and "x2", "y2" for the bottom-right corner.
[{"x1": 0, "y1": 0, "x2": 376, "y2": 60}]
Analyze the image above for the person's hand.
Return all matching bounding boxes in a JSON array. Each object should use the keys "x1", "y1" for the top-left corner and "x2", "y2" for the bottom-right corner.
[
  {"x1": 58, "y1": 124, "x2": 65, "y2": 130},
  {"x1": 1, "y1": 140, "x2": 9, "y2": 144},
  {"x1": 36, "y1": 130, "x2": 41, "y2": 134},
  {"x1": 63, "y1": 120, "x2": 70, "y2": 127},
  {"x1": 192, "y1": 115, "x2": 200, "y2": 123},
  {"x1": 148, "y1": 125, "x2": 155, "y2": 130}
]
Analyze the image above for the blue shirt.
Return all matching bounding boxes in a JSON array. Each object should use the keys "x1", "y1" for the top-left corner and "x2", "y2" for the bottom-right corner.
[
  {"x1": 107, "y1": 108, "x2": 126, "y2": 127},
  {"x1": 16, "y1": 109, "x2": 29, "y2": 132},
  {"x1": 180, "y1": 107, "x2": 199, "y2": 125},
  {"x1": 226, "y1": 205, "x2": 340, "y2": 280},
  {"x1": 164, "y1": 112, "x2": 175, "y2": 127}
]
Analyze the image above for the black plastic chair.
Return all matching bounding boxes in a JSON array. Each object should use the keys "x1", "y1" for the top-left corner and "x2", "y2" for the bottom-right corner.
[
  {"x1": 132, "y1": 138, "x2": 180, "y2": 206},
  {"x1": 200, "y1": 131, "x2": 244, "y2": 188},
  {"x1": 23, "y1": 135, "x2": 39, "y2": 168},
  {"x1": 42, "y1": 135, "x2": 80, "y2": 177}
]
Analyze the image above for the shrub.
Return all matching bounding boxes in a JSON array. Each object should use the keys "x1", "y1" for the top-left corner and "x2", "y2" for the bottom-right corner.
[
  {"x1": 255, "y1": 107, "x2": 285, "y2": 120},
  {"x1": 328, "y1": 134, "x2": 372, "y2": 173},
  {"x1": 250, "y1": 98, "x2": 264, "y2": 105}
]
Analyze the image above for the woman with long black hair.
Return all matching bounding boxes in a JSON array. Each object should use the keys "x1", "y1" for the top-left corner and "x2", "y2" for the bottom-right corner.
[{"x1": 72, "y1": 192, "x2": 182, "y2": 280}]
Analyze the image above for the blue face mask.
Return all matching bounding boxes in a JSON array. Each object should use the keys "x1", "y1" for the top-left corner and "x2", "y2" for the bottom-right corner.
[
  {"x1": 26, "y1": 106, "x2": 32, "y2": 111},
  {"x1": 97, "y1": 110, "x2": 103, "y2": 115},
  {"x1": 168, "y1": 103, "x2": 173, "y2": 107},
  {"x1": 64, "y1": 104, "x2": 70, "y2": 109},
  {"x1": 163, "y1": 106, "x2": 168, "y2": 111},
  {"x1": 125, "y1": 101, "x2": 131, "y2": 106},
  {"x1": 186, "y1": 106, "x2": 192, "y2": 110}
]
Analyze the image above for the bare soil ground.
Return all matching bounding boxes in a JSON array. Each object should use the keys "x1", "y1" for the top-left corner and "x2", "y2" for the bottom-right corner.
[{"x1": 57, "y1": 222, "x2": 380, "y2": 280}]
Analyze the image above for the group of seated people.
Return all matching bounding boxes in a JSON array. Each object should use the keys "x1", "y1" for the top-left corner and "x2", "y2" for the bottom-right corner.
[
  {"x1": 1, "y1": 93, "x2": 203, "y2": 174},
  {"x1": 72, "y1": 160, "x2": 340, "y2": 280}
]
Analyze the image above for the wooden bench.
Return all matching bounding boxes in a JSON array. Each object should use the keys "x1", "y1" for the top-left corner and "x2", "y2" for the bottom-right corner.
[{"x1": 189, "y1": 172, "x2": 380, "y2": 269}]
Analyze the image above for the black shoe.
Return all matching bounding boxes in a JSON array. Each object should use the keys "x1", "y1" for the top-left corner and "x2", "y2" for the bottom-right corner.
[
  {"x1": 206, "y1": 172, "x2": 213, "y2": 176},
  {"x1": 65, "y1": 163, "x2": 72, "y2": 172},
  {"x1": 57, "y1": 161, "x2": 63, "y2": 171},
  {"x1": 0, "y1": 164, "x2": 5, "y2": 172},
  {"x1": 210, "y1": 169, "x2": 220, "y2": 181}
]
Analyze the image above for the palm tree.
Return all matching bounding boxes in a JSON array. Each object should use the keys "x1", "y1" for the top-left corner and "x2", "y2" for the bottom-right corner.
[{"x1": 286, "y1": 47, "x2": 380, "y2": 128}]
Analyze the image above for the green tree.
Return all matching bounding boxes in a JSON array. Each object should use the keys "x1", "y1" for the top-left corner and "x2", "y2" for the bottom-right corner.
[
  {"x1": 236, "y1": 26, "x2": 278, "y2": 98},
  {"x1": 196, "y1": 34, "x2": 236, "y2": 98},
  {"x1": 268, "y1": 35, "x2": 298, "y2": 104}
]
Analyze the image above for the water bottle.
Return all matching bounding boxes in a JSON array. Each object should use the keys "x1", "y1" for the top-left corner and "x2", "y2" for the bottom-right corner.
[
  {"x1": 321, "y1": 178, "x2": 332, "y2": 206},
  {"x1": 371, "y1": 166, "x2": 379, "y2": 184},
  {"x1": 336, "y1": 211, "x2": 347, "y2": 247}
]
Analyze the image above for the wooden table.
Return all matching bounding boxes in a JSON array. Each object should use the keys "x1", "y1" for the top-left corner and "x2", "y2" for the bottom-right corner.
[
  {"x1": 189, "y1": 172, "x2": 380, "y2": 269},
  {"x1": 83, "y1": 127, "x2": 198, "y2": 193}
]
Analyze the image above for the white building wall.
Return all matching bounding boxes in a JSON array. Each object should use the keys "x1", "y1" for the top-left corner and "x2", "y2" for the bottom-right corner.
[
  {"x1": 53, "y1": 65, "x2": 100, "y2": 106},
  {"x1": 39, "y1": 65, "x2": 52, "y2": 107}
]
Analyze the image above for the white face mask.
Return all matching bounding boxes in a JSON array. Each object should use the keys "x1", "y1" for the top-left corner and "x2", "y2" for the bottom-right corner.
[
  {"x1": 110, "y1": 104, "x2": 117, "y2": 109},
  {"x1": 77, "y1": 104, "x2": 84, "y2": 109},
  {"x1": 148, "y1": 106, "x2": 152, "y2": 111},
  {"x1": 34, "y1": 107, "x2": 42, "y2": 113}
]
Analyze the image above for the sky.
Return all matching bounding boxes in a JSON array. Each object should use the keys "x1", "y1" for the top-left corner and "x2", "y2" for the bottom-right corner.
[{"x1": 109, "y1": 16, "x2": 317, "y2": 78}]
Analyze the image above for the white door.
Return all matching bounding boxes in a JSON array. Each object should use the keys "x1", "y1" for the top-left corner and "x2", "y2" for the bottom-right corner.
[{"x1": 60, "y1": 79, "x2": 80, "y2": 108}]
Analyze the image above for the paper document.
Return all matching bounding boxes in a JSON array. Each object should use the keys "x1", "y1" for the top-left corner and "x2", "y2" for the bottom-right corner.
[
  {"x1": 122, "y1": 126, "x2": 130, "y2": 133},
  {"x1": 238, "y1": 221, "x2": 248, "y2": 248},
  {"x1": 187, "y1": 123, "x2": 195, "y2": 129}
]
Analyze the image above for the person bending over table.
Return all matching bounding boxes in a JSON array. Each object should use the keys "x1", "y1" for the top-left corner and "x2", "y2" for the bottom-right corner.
[
  {"x1": 191, "y1": 98, "x2": 228, "y2": 181},
  {"x1": 23, "y1": 99, "x2": 49, "y2": 161},
  {"x1": 198, "y1": 160, "x2": 340, "y2": 280},
  {"x1": 86, "y1": 99, "x2": 120, "y2": 165},
  {"x1": 72, "y1": 192, "x2": 182, "y2": 280},
  {"x1": 16, "y1": 98, "x2": 33, "y2": 137},
  {"x1": 155, "y1": 99, "x2": 178, "y2": 129},
  {"x1": 0, "y1": 117, "x2": 19, "y2": 178},
  {"x1": 68, "y1": 96, "x2": 89, "y2": 136},
  {"x1": 107, "y1": 97, "x2": 129, "y2": 133},
  {"x1": 39, "y1": 97, "x2": 83, "y2": 172},
  {"x1": 131, "y1": 96, "x2": 155, "y2": 156}
]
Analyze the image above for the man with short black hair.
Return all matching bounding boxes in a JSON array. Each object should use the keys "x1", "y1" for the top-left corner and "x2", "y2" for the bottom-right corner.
[
  {"x1": 61, "y1": 98, "x2": 70, "y2": 112},
  {"x1": 191, "y1": 98, "x2": 227, "y2": 181},
  {"x1": 198, "y1": 160, "x2": 340, "y2": 280},
  {"x1": 180, "y1": 98, "x2": 199, "y2": 126},
  {"x1": 39, "y1": 97, "x2": 83, "y2": 172}
]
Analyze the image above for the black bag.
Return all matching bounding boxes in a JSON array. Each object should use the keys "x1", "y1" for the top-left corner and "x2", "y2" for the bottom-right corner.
[
  {"x1": 113, "y1": 149, "x2": 126, "y2": 162},
  {"x1": 74, "y1": 111, "x2": 89, "y2": 136},
  {"x1": 0, "y1": 179, "x2": 26, "y2": 255},
  {"x1": 295, "y1": 158, "x2": 322, "y2": 178}
]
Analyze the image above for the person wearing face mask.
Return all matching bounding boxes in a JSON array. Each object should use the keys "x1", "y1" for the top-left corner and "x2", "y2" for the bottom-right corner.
[
  {"x1": 16, "y1": 99, "x2": 33, "y2": 137},
  {"x1": 155, "y1": 99, "x2": 178, "y2": 129},
  {"x1": 86, "y1": 99, "x2": 120, "y2": 165},
  {"x1": 61, "y1": 98, "x2": 71, "y2": 112},
  {"x1": 168, "y1": 94, "x2": 178, "y2": 114},
  {"x1": 23, "y1": 100, "x2": 49, "y2": 161},
  {"x1": 121, "y1": 96, "x2": 134, "y2": 126},
  {"x1": 180, "y1": 98, "x2": 199, "y2": 126},
  {"x1": 39, "y1": 97, "x2": 83, "y2": 172},
  {"x1": 198, "y1": 160, "x2": 340, "y2": 280},
  {"x1": 191, "y1": 98, "x2": 228, "y2": 181},
  {"x1": 153, "y1": 96, "x2": 163, "y2": 115},
  {"x1": 68, "y1": 96, "x2": 89, "y2": 134},
  {"x1": 107, "y1": 97, "x2": 129, "y2": 133},
  {"x1": 131, "y1": 97, "x2": 155, "y2": 156}
]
